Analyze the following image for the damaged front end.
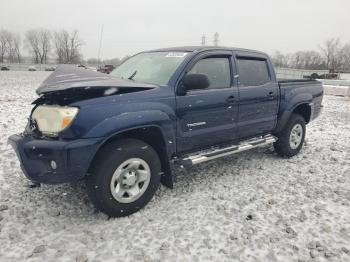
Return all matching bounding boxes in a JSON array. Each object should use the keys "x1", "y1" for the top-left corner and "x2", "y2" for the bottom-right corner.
[
  {"x1": 33, "y1": 85, "x2": 152, "y2": 106},
  {"x1": 9, "y1": 64, "x2": 158, "y2": 184},
  {"x1": 28, "y1": 64, "x2": 157, "y2": 137},
  {"x1": 34, "y1": 64, "x2": 157, "y2": 105}
]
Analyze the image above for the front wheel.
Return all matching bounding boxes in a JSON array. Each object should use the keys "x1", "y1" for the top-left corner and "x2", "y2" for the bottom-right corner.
[
  {"x1": 274, "y1": 114, "x2": 306, "y2": 157},
  {"x1": 86, "y1": 138, "x2": 161, "y2": 217}
]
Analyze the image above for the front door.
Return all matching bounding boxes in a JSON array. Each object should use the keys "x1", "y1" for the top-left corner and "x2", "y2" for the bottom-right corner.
[{"x1": 176, "y1": 54, "x2": 239, "y2": 153}]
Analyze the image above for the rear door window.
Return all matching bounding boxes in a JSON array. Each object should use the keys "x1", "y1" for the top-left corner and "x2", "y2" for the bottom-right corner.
[{"x1": 236, "y1": 58, "x2": 270, "y2": 86}]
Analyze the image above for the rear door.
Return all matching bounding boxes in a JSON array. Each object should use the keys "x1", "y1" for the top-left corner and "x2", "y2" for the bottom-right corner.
[
  {"x1": 235, "y1": 54, "x2": 279, "y2": 139},
  {"x1": 176, "y1": 52, "x2": 239, "y2": 153}
]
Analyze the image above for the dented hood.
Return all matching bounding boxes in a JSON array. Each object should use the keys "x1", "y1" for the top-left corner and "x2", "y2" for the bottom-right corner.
[{"x1": 36, "y1": 64, "x2": 157, "y2": 95}]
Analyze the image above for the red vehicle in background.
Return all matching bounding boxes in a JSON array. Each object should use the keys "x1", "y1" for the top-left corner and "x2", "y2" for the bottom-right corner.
[{"x1": 97, "y1": 64, "x2": 115, "y2": 74}]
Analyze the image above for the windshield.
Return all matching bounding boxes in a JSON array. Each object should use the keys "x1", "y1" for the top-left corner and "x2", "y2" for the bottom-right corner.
[{"x1": 110, "y1": 51, "x2": 188, "y2": 85}]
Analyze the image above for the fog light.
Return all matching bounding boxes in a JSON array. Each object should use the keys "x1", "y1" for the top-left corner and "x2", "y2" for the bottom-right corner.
[{"x1": 50, "y1": 160, "x2": 57, "y2": 170}]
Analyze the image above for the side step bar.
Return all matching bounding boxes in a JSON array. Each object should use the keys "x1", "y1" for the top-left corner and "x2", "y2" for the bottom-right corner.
[{"x1": 177, "y1": 135, "x2": 277, "y2": 167}]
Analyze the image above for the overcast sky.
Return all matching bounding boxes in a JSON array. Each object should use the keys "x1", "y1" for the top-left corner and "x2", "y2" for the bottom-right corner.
[{"x1": 1, "y1": 0, "x2": 349, "y2": 59}]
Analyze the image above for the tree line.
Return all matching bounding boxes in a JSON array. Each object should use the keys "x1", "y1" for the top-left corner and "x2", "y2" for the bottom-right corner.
[
  {"x1": 271, "y1": 38, "x2": 350, "y2": 71},
  {"x1": 2, "y1": 31, "x2": 350, "y2": 71},
  {"x1": 0, "y1": 28, "x2": 83, "y2": 64}
]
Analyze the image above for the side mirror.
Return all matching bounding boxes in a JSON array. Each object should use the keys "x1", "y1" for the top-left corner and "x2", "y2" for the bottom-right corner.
[{"x1": 178, "y1": 74, "x2": 210, "y2": 95}]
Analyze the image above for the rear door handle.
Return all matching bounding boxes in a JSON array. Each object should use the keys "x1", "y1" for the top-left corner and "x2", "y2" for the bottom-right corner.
[{"x1": 226, "y1": 95, "x2": 237, "y2": 104}]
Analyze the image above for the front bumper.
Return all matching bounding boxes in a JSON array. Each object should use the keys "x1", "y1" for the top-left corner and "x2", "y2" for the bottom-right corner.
[{"x1": 8, "y1": 134, "x2": 103, "y2": 184}]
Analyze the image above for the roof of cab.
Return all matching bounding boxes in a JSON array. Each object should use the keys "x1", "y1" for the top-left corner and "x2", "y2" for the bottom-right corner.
[{"x1": 147, "y1": 46, "x2": 267, "y2": 56}]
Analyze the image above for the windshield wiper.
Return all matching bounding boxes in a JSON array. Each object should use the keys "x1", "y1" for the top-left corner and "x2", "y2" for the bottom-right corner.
[{"x1": 128, "y1": 70, "x2": 137, "y2": 80}]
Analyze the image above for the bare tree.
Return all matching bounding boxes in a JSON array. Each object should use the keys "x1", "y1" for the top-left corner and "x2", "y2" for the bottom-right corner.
[
  {"x1": 339, "y1": 43, "x2": 350, "y2": 70},
  {"x1": 6, "y1": 32, "x2": 14, "y2": 62},
  {"x1": 53, "y1": 30, "x2": 66, "y2": 63},
  {"x1": 289, "y1": 51, "x2": 325, "y2": 70},
  {"x1": 12, "y1": 34, "x2": 21, "y2": 63},
  {"x1": 68, "y1": 30, "x2": 83, "y2": 63},
  {"x1": 290, "y1": 51, "x2": 304, "y2": 69},
  {"x1": 25, "y1": 29, "x2": 51, "y2": 64},
  {"x1": 271, "y1": 51, "x2": 288, "y2": 68},
  {"x1": 303, "y1": 51, "x2": 326, "y2": 69},
  {"x1": 25, "y1": 29, "x2": 40, "y2": 63},
  {"x1": 39, "y1": 29, "x2": 51, "y2": 64},
  {"x1": 54, "y1": 29, "x2": 83, "y2": 64},
  {"x1": 272, "y1": 50, "x2": 326, "y2": 70},
  {"x1": 5, "y1": 32, "x2": 20, "y2": 63},
  {"x1": 0, "y1": 29, "x2": 11, "y2": 63},
  {"x1": 319, "y1": 38, "x2": 341, "y2": 70}
]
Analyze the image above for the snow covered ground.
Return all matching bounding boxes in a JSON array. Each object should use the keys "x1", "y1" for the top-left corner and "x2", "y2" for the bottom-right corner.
[{"x1": 0, "y1": 71, "x2": 350, "y2": 262}]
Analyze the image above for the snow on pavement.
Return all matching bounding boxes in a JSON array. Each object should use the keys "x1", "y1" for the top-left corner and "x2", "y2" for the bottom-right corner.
[{"x1": 0, "y1": 71, "x2": 350, "y2": 262}]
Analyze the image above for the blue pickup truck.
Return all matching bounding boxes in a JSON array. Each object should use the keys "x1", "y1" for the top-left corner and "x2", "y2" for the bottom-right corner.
[{"x1": 9, "y1": 46, "x2": 323, "y2": 217}]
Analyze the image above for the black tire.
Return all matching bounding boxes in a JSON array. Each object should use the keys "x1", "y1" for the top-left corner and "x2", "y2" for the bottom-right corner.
[
  {"x1": 274, "y1": 114, "x2": 306, "y2": 157},
  {"x1": 86, "y1": 138, "x2": 161, "y2": 217}
]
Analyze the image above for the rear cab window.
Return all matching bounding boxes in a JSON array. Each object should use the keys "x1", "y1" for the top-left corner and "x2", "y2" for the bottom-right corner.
[{"x1": 236, "y1": 57, "x2": 271, "y2": 86}]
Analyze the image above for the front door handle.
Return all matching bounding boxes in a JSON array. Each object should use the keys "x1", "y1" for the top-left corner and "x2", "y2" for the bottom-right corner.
[
  {"x1": 267, "y1": 91, "x2": 276, "y2": 99},
  {"x1": 226, "y1": 95, "x2": 237, "y2": 104}
]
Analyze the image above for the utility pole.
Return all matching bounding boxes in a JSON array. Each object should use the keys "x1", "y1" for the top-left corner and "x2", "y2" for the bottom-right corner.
[
  {"x1": 213, "y1": 32, "x2": 219, "y2": 46},
  {"x1": 201, "y1": 34, "x2": 206, "y2": 46},
  {"x1": 97, "y1": 24, "x2": 104, "y2": 66}
]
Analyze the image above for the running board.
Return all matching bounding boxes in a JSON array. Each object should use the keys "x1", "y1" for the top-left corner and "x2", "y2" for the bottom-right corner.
[{"x1": 177, "y1": 135, "x2": 277, "y2": 167}]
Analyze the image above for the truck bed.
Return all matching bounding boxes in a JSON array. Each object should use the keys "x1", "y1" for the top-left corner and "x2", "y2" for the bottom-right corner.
[
  {"x1": 278, "y1": 79, "x2": 319, "y2": 84},
  {"x1": 277, "y1": 79, "x2": 323, "y2": 124}
]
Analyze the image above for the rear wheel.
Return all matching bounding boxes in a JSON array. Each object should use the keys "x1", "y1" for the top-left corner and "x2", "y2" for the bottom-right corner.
[
  {"x1": 86, "y1": 138, "x2": 161, "y2": 217},
  {"x1": 274, "y1": 114, "x2": 306, "y2": 157}
]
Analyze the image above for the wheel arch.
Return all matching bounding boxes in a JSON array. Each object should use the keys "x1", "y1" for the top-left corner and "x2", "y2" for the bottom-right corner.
[
  {"x1": 274, "y1": 102, "x2": 312, "y2": 133},
  {"x1": 292, "y1": 103, "x2": 311, "y2": 123},
  {"x1": 87, "y1": 125, "x2": 174, "y2": 189}
]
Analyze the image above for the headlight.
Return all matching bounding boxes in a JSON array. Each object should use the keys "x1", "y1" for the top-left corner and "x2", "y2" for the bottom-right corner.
[{"x1": 31, "y1": 105, "x2": 79, "y2": 136}]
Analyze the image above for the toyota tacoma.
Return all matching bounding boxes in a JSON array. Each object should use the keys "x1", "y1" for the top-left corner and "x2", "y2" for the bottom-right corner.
[{"x1": 9, "y1": 46, "x2": 323, "y2": 217}]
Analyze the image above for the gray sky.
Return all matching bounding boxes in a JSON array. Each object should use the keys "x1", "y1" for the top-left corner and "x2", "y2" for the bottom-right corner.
[{"x1": 1, "y1": 0, "x2": 349, "y2": 59}]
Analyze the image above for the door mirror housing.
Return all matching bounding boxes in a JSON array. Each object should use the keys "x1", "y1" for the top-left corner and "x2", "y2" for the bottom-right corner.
[{"x1": 179, "y1": 74, "x2": 210, "y2": 95}]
